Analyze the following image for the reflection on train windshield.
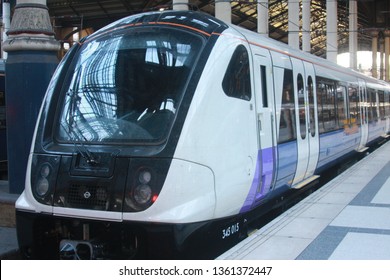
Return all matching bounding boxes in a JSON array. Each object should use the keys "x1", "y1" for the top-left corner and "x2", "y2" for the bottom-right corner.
[{"x1": 57, "y1": 28, "x2": 203, "y2": 143}]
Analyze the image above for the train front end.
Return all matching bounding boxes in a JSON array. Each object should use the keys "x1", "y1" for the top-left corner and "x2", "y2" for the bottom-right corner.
[{"x1": 15, "y1": 11, "x2": 229, "y2": 259}]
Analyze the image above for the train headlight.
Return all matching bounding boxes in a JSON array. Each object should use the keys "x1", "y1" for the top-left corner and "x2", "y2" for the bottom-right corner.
[
  {"x1": 36, "y1": 178, "x2": 50, "y2": 197},
  {"x1": 124, "y1": 166, "x2": 158, "y2": 211},
  {"x1": 31, "y1": 155, "x2": 60, "y2": 205},
  {"x1": 40, "y1": 164, "x2": 51, "y2": 178},
  {"x1": 35, "y1": 163, "x2": 51, "y2": 197},
  {"x1": 134, "y1": 184, "x2": 152, "y2": 205},
  {"x1": 138, "y1": 170, "x2": 152, "y2": 185},
  {"x1": 123, "y1": 159, "x2": 170, "y2": 212}
]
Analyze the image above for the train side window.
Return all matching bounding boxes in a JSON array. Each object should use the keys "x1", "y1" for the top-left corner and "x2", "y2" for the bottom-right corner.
[
  {"x1": 316, "y1": 79, "x2": 325, "y2": 133},
  {"x1": 348, "y1": 85, "x2": 360, "y2": 126},
  {"x1": 374, "y1": 90, "x2": 379, "y2": 121},
  {"x1": 297, "y1": 74, "x2": 306, "y2": 139},
  {"x1": 317, "y1": 77, "x2": 337, "y2": 132},
  {"x1": 337, "y1": 85, "x2": 347, "y2": 128},
  {"x1": 317, "y1": 77, "x2": 345, "y2": 133},
  {"x1": 222, "y1": 45, "x2": 251, "y2": 101},
  {"x1": 278, "y1": 69, "x2": 296, "y2": 143},
  {"x1": 379, "y1": 90, "x2": 385, "y2": 120},
  {"x1": 374, "y1": 89, "x2": 379, "y2": 121},
  {"x1": 386, "y1": 91, "x2": 390, "y2": 117},
  {"x1": 327, "y1": 83, "x2": 337, "y2": 130},
  {"x1": 367, "y1": 88, "x2": 378, "y2": 122}
]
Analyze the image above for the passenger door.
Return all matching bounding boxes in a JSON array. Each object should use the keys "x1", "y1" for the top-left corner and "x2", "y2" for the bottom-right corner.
[
  {"x1": 291, "y1": 58, "x2": 319, "y2": 188},
  {"x1": 302, "y1": 62, "x2": 319, "y2": 180},
  {"x1": 358, "y1": 78, "x2": 369, "y2": 151},
  {"x1": 252, "y1": 51, "x2": 276, "y2": 202}
]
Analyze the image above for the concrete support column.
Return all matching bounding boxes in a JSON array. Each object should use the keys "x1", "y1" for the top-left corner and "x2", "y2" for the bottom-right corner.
[
  {"x1": 326, "y1": 0, "x2": 338, "y2": 63},
  {"x1": 288, "y1": 0, "x2": 299, "y2": 50},
  {"x1": 349, "y1": 0, "x2": 358, "y2": 70},
  {"x1": 384, "y1": 30, "x2": 390, "y2": 82},
  {"x1": 215, "y1": 0, "x2": 231, "y2": 24},
  {"x1": 371, "y1": 30, "x2": 379, "y2": 78},
  {"x1": 302, "y1": 0, "x2": 311, "y2": 52},
  {"x1": 3, "y1": 0, "x2": 60, "y2": 194},
  {"x1": 257, "y1": 0, "x2": 268, "y2": 36},
  {"x1": 172, "y1": 0, "x2": 189, "y2": 11}
]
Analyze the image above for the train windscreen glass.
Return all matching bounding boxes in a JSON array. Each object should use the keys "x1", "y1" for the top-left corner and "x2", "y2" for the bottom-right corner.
[{"x1": 57, "y1": 28, "x2": 203, "y2": 143}]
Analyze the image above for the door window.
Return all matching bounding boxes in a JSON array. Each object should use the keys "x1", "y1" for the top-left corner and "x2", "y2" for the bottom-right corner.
[
  {"x1": 297, "y1": 74, "x2": 306, "y2": 139},
  {"x1": 307, "y1": 76, "x2": 315, "y2": 137}
]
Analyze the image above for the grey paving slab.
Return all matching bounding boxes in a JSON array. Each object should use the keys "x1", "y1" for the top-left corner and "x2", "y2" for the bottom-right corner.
[
  {"x1": 329, "y1": 232, "x2": 390, "y2": 260},
  {"x1": 236, "y1": 236, "x2": 312, "y2": 260},
  {"x1": 296, "y1": 202, "x2": 346, "y2": 220},
  {"x1": 314, "y1": 191, "x2": 356, "y2": 205},
  {"x1": 330, "y1": 206, "x2": 390, "y2": 230},
  {"x1": 274, "y1": 217, "x2": 331, "y2": 239},
  {"x1": 371, "y1": 178, "x2": 390, "y2": 205}
]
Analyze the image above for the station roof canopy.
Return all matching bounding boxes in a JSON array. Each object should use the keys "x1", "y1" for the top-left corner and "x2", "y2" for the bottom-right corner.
[{"x1": 37, "y1": 0, "x2": 390, "y2": 58}]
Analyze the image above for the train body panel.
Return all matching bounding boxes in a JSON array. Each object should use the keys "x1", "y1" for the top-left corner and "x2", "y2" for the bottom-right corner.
[
  {"x1": 123, "y1": 159, "x2": 215, "y2": 223},
  {"x1": 172, "y1": 29, "x2": 258, "y2": 219},
  {"x1": 15, "y1": 10, "x2": 390, "y2": 259}
]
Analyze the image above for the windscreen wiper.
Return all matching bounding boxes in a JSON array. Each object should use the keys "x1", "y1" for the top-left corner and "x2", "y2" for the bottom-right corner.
[
  {"x1": 63, "y1": 89, "x2": 99, "y2": 166},
  {"x1": 60, "y1": 122, "x2": 99, "y2": 166}
]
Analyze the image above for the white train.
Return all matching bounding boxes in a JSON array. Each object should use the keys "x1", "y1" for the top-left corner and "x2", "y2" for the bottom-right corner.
[{"x1": 15, "y1": 10, "x2": 390, "y2": 259}]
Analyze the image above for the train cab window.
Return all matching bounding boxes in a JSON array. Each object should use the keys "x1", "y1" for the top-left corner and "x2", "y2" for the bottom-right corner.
[
  {"x1": 56, "y1": 27, "x2": 203, "y2": 143},
  {"x1": 222, "y1": 45, "x2": 251, "y2": 101},
  {"x1": 278, "y1": 69, "x2": 296, "y2": 143},
  {"x1": 297, "y1": 74, "x2": 306, "y2": 139}
]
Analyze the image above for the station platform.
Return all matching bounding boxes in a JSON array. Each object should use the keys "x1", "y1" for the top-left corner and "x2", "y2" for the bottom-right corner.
[{"x1": 218, "y1": 140, "x2": 390, "y2": 260}]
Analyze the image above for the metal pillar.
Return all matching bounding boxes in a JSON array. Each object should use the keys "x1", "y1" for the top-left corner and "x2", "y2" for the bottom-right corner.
[
  {"x1": 371, "y1": 30, "x2": 379, "y2": 79},
  {"x1": 385, "y1": 30, "x2": 390, "y2": 82},
  {"x1": 302, "y1": 0, "x2": 311, "y2": 52},
  {"x1": 3, "y1": 0, "x2": 60, "y2": 194},
  {"x1": 172, "y1": 0, "x2": 189, "y2": 11},
  {"x1": 326, "y1": 0, "x2": 338, "y2": 63},
  {"x1": 257, "y1": 0, "x2": 268, "y2": 36},
  {"x1": 215, "y1": 0, "x2": 231, "y2": 24},
  {"x1": 349, "y1": 0, "x2": 358, "y2": 70},
  {"x1": 288, "y1": 0, "x2": 299, "y2": 50}
]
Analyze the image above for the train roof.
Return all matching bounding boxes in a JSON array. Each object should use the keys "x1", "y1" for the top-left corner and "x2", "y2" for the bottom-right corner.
[
  {"x1": 89, "y1": 10, "x2": 228, "y2": 41},
  {"x1": 229, "y1": 22, "x2": 390, "y2": 89},
  {"x1": 87, "y1": 10, "x2": 389, "y2": 89}
]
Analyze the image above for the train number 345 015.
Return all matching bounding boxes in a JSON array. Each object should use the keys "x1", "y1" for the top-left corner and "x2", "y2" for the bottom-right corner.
[{"x1": 222, "y1": 222, "x2": 240, "y2": 239}]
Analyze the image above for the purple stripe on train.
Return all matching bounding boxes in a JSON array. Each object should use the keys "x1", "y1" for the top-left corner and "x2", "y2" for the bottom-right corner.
[{"x1": 240, "y1": 147, "x2": 274, "y2": 213}]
